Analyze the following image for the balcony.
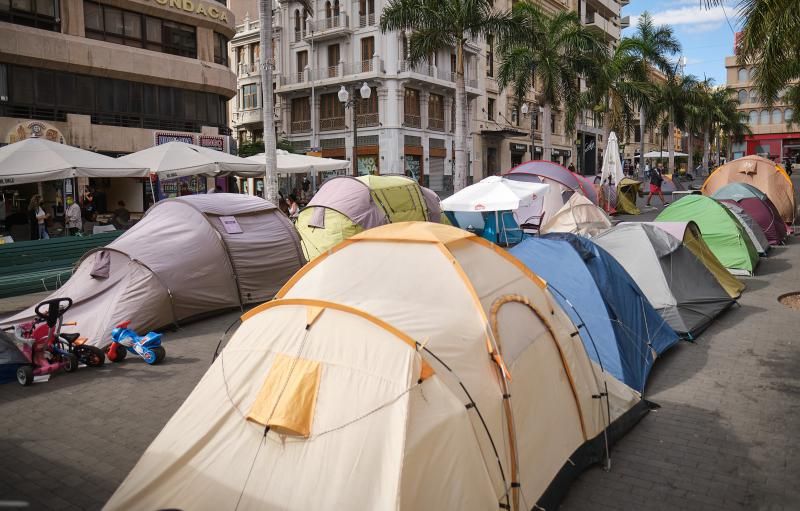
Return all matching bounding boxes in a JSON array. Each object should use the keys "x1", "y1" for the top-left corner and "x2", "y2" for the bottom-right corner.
[
  {"x1": 306, "y1": 14, "x2": 351, "y2": 41},
  {"x1": 428, "y1": 118, "x2": 445, "y2": 131},
  {"x1": 620, "y1": 15, "x2": 630, "y2": 29},
  {"x1": 279, "y1": 58, "x2": 384, "y2": 89},
  {"x1": 587, "y1": 0, "x2": 619, "y2": 20},
  {"x1": 291, "y1": 119, "x2": 311, "y2": 133},
  {"x1": 234, "y1": 108, "x2": 263, "y2": 127},
  {"x1": 238, "y1": 63, "x2": 258, "y2": 77},
  {"x1": 320, "y1": 116, "x2": 346, "y2": 131},
  {"x1": 584, "y1": 12, "x2": 620, "y2": 41},
  {"x1": 399, "y1": 60, "x2": 479, "y2": 90},
  {"x1": 404, "y1": 114, "x2": 421, "y2": 128},
  {"x1": 357, "y1": 112, "x2": 379, "y2": 128},
  {"x1": 359, "y1": 12, "x2": 376, "y2": 27}
]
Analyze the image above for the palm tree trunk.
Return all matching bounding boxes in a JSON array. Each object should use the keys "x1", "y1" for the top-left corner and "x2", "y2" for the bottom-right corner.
[
  {"x1": 727, "y1": 131, "x2": 733, "y2": 161},
  {"x1": 543, "y1": 102, "x2": 552, "y2": 162},
  {"x1": 639, "y1": 106, "x2": 646, "y2": 178},
  {"x1": 259, "y1": 0, "x2": 277, "y2": 202},
  {"x1": 454, "y1": 43, "x2": 467, "y2": 192},
  {"x1": 668, "y1": 107, "x2": 675, "y2": 174},
  {"x1": 702, "y1": 128, "x2": 710, "y2": 176},
  {"x1": 687, "y1": 132, "x2": 694, "y2": 174}
]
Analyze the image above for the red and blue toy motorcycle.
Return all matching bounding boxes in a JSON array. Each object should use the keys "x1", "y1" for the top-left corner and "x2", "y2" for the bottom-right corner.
[{"x1": 106, "y1": 321, "x2": 165, "y2": 365}]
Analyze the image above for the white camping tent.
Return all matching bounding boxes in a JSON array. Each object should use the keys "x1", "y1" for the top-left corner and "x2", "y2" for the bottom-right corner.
[
  {"x1": 0, "y1": 138, "x2": 148, "y2": 186},
  {"x1": 440, "y1": 176, "x2": 549, "y2": 212},
  {"x1": 117, "y1": 141, "x2": 264, "y2": 179},
  {"x1": 0, "y1": 194, "x2": 305, "y2": 346},
  {"x1": 246, "y1": 150, "x2": 350, "y2": 174}
]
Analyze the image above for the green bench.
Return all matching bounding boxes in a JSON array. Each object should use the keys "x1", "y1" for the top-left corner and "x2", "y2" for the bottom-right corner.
[{"x1": 0, "y1": 231, "x2": 124, "y2": 298}]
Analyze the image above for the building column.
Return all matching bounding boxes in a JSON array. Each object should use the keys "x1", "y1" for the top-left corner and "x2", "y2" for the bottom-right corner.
[
  {"x1": 380, "y1": 84, "x2": 402, "y2": 174},
  {"x1": 61, "y1": 0, "x2": 85, "y2": 36}
]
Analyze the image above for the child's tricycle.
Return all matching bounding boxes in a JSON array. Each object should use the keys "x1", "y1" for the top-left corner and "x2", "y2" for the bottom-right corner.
[
  {"x1": 13, "y1": 297, "x2": 105, "y2": 386},
  {"x1": 106, "y1": 321, "x2": 165, "y2": 365}
]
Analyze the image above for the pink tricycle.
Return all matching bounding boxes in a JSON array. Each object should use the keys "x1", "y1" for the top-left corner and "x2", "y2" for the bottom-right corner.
[{"x1": 13, "y1": 297, "x2": 105, "y2": 386}]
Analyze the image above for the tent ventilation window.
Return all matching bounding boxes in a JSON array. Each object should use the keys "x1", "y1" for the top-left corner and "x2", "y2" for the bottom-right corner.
[{"x1": 246, "y1": 353, "x2": 322, "y2": 438}]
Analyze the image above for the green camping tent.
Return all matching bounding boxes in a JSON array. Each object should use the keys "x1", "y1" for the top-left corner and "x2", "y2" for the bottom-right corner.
[{"x1": 655, "y1": 195, "x2": 759, "y2": 275}]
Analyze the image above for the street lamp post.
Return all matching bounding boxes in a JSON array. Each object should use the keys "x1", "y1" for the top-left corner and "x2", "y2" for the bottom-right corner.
[
  {"x1": 521, "y1": 102, "x2": 543, "y2": 161},
  {"x1": 338, "y1": 82, "x2": 372, "y2": 176}
]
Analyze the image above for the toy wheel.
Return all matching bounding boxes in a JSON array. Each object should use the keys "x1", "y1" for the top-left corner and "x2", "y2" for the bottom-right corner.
[
  {"x1": 64, "y1": 353, "x2": 79, "y2": 373},
  {"x1": 16, "y1": 366, "x2": 34, "y2": 386},
  {"x1": 106, "y1": 344, "x2": 127, "y2": 363},
  {"x1": 83, "y1": 346, "x2": 105, "y2": 367},
  {"x1": 151, "y1": 347, "x2": 166, "y2": 365}
]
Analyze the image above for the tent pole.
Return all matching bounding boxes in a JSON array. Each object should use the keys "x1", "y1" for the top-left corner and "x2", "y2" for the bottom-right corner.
[{"x1": 148, "y1": 174, "x2": 156, "y2": 206}]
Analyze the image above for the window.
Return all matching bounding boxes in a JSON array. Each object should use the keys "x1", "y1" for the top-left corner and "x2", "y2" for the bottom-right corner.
[
  {"x1": 84, "y1": 2, "x2": 197, "y2": 58},
  {"x1": 486, "y1": 35, "x2": 494, "y2": 77},
  {"x1": 634, "y1": 125, "x2": 641, "y2": 143},
  {"x1": 772, "y1": 109, "x2": 782, "y2": 124},
  {"x1": 404, "y1": 88, "x2": 421, "y2": 127},
  {"x1": 551, "y1": 114, "x2": 556, "y2": 134},
  {"x1": 738, "y1": 68, "x2": 748, "y2": 83},
  {"x1": 0, "y1": 0, "x2": 59, "y2": 31},
  {"x1": 738, "y1": 89, "x2": 748, "y2": 104},
  {"x1": 429, "y1": 93, "x2": 444, "y2": 130},
  {"x1": 291, "y1": 97, "x2": 310, "y2": 126},
  {"x1": 320, "y1": 92, "x2": 345, "y2": 131},
  {"x1": 297, "y1": 50, "x2": 308, "y2": 77},
  {"x1": 487, "y1": 98, "x2": 495, "y2": 121},
  {"x1": 749, "y1": 110, "x2": 758, "y2": 125},
  {"x1": 511, "y1": 106, "x2": 519, "y2": 126},
  {"x1": 1, "y1": 64, "x2": 227, "y2": 131},
  {"x1": 451, "y1": 54, "x2": 456, "y2": 74},
  {"x1": 327, "y1": 44, "x2": 340, "y2": 77},
  {"x1": 356, "y1": 87, "x2": 379, "y2": 127},
  {"x1": 750, "y1": 89, "x2": 759, "y2": 104},
  {"x1": 361, "y1": 37, "x2": 374, "y2": 71},
  {"x1": 214, "y1": 32, "x2": 229, "y2": 66},
  {"x1": 325, "y1": 1, "x2": 332, "y2": 18},
  {"x1": 241, "y1": 84, "x2": 258, "y2": 109},
  {"x1": 760, "y1": 110, "x2": 769, "y2": 124},
  {"x1": 785, "y1": 108, "x2": 794, "y2": 122}
]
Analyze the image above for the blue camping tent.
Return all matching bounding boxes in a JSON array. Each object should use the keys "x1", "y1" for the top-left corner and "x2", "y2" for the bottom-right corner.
[{"x1": 509, "y1": 234, "x2": 679, "y2": 393}]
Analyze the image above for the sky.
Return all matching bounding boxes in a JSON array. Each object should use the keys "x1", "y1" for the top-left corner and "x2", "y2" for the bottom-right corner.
[{"x1": 621, "y1": 0, "x2": 742, "y2": 86}]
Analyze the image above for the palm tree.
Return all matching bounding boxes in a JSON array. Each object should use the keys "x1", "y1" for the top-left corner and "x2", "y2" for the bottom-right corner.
[
  {"x1": 704, "y1": 0, "x2": 800, "y2": 115},
  {"x1": 380, "y1": 0, "x2": 509, "y2": 192},
  {"x1": 651, "y1": 74, "x2": 699, "y2": 173},
  {"x1": 683, "y1": 80, "x2": 711, "y2": 175},
  {"x1": 625, "y1": 12, "x2": 680, "y2": 176},
  {"x1": 496, "y1": 2, "x2": 606, "y2": 163},
  {"x1": 587, "y1": 41, "x2": 655, "y2": 166}
]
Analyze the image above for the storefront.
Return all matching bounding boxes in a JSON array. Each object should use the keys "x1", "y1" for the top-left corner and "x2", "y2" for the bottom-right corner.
[
  {"x1": 510, "y1": 143, "x2": 527, "y2": 167},
  {"x1": 550, "y1": 148, "x2": 572, "y2": 167},
  {"x1": 577, "y1": 133, "x2": 597, "y2": 175}
]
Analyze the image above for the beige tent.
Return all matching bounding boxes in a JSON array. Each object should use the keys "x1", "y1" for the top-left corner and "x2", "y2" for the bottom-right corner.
[
  {"x1": 1, "y1": 194, "x2": 305, "y2": 346},
  {"x1": 106, "y1": 222, "x2": 648, "y2": 511},
  {"x1": 540, "y1": 193, "x2": 613, "y2": 237},
  {"x1": 702, "y1": 155, "x2": 795, "y2": 223}
]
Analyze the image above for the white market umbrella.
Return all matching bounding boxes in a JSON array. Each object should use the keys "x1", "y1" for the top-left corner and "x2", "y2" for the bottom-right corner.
[
  {"x1": 0, "y1": 138, "x2": 148, "y2": 186},
  {"x1": 441, "y1": 176, "x2": 549, "y2": 212},
  {"x1": 643, "y1": 151, "x2": 688, "y2": 158},
  {"x1": 246, "y1": 150, "x2": 350, "y2": 174},
  {"x1": 599, "y1": 131, "x2": 625, "y2": 186},
  {"x1": 118, "y1": 141, "x2": 265, "y2": 179}
]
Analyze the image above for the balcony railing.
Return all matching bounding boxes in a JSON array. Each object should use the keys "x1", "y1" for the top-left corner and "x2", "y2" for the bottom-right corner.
[
  {"x1": 346, "y1": 59, "x2": 377, "y2": 75},
  {"x1": 428, "y1": 118, "x2": 445, "y2": 131},
  {"x1": 400, "y1": 60, "x2": 479, "y2": 88},
  {"x1": 400, "y1": 60, "x2": 434, "y2": 77},
  {"x1": 238, "y1": 63, "x2": 258, "y2": 76},
  {"x1": 309, "y1": 13, "x2": 349, "y2": 33},
  {"x1": 326, "y1": 65, "x2": 339, "y2": 78},
  {"x1": 291, "y1": 119, "x2": 311, "y2": 133},
  {"x1": 280, "y1": 58, "x2": 382, "y2": 86},
  {"x1": 294, "y1": 30, "x2": 305, "y2": 42},
  {"x1": 404, "y1": 114, "x2": 421, "y2": 128},
  {"x1": 357, "y1": 112, "x2": 380, "y2": 128},
  {"x1": 320, "y1": 116, "x2": 346, "y2": 131},
  {"x1": 359, "y1": 13, "x2": 376, "y2": 27}
]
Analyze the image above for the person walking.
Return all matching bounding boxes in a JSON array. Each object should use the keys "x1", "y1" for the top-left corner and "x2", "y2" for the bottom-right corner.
[
  {"x1": 65, "y1": 196, "x2": 82, "y2": 236},
  {"x1": 29, "y1": 195, "x2": 50, "y2": 240},
  {"x1": 645, "y1": 163, "x2": 668, "y2": 207}
]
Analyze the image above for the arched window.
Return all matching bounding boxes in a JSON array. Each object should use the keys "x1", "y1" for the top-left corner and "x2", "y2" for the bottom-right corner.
[
  {"x1": 750, "y1": 89, "x2": 759, "y2": 104},
  {"x1": 785, "y1": 108, "x2": 793, "y2": 122},
  {"x1": 738, "y1": 68, "x2": 748, "y2": 82},
  {"x1": 302, "y1": 9, "x2": 307, "y2": 31},
  {"x1": 772, "y1": 109, "x2": 782, "y2": 124},
  {"x1": 334, "y1": 0, "x2": 340, "y2": 16},
  {"x1": 294, "y1": 10, "x2": 300, "y2": 32},
  {"x1": 325, "y1": 1, "x2": 331, "y2": 19},
  {"x1": 760, "y1": 110, "x2": 770, "y2": 124},
  {"x1": 401, "y1": 33, "x2": 408, "y2": 60},
  {"x1": 749, "y1": 110, "x2": 758, "y2": 125},
  {"x1": 738, "y1": 89, "x2": 748, "y2": 104}
]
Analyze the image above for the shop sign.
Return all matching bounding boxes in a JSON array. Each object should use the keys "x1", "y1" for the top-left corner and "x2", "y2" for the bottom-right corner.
[
  {"x1": 7, "y1": 121, "x2": 65, "y2": 144},
  {"x1": 149, "y1": 0, "x2": 229, "y2": 22},
  {"x1": 199, "y1": 135, "x2": 226, "y2": 152},
  {"x1": 510, "y1": 143, "x2": 527, "y2": 153},
  {"x1": 155, "y1": 132, "x2": 195, "y2": 145}
]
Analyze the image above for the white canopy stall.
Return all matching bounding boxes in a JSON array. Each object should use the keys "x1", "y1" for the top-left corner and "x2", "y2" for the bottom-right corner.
[{"x1": 118, "y1": 141, "x2": 265, "y2": 179}]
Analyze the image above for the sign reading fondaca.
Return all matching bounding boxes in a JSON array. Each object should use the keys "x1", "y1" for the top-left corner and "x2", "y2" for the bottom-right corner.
[{"x1": 149, "y1": 0, "x2": 229, "y2": 22}]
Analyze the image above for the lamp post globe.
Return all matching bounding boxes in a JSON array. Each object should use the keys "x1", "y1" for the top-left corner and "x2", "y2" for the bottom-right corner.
[
  {"x1": 360, "y1": 82, "x2": 371, "y2": 99},
  {"x1": 338, "y1": 86, "x2": 349, "y2": 104},
  {"x1": 520, "y1": 103, "x2": 529, "y2": 115}
]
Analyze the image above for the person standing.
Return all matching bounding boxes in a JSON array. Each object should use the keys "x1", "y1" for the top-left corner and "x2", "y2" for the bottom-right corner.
[
  {"x1": 29, "y1": 195, "x2": 50, "y2": 240},
  {"x1": 287, "y1": 194, "x2": 300, "y2": 219},
  {"x1": 65, "y1": 196, "x2": 82, "y2": 236},
  {"x1": 27, "y1": 196, "x2": 40, "y2": 240},
  {"x1": 645, "y1": 163, "x2": 668, "y2": 207}
]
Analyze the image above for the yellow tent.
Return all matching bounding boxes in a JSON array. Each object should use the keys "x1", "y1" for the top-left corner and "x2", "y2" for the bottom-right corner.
[{"x1": 616, "y1": 178, "x2": 641, "y2": 215}]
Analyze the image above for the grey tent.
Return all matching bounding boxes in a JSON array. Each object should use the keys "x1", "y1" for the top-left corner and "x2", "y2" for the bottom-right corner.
[
  {"x1": 593, "y1": 223, "x2": 736, "y2": 339},
  {"x1": 718, "y1": 200, "x2": 770, "y2": 256},
  {"x1": 0, "y1": 194, "x2": 305, "y2": 347}
]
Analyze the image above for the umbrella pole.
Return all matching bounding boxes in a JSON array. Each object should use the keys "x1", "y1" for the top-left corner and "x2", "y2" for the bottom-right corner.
[{"x1": 148, "y1": 174, "x2": 156, "y2": 206}]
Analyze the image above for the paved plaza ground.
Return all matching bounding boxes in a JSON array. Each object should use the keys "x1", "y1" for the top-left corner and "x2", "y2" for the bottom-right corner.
[{"x1": 1, "y1": 181, "x2": 799, "y2": 510}]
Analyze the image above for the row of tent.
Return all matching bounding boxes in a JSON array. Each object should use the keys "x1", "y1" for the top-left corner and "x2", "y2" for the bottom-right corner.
[{"x1": 2, "y1": 154, "x2": 795, "y2": 510}]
